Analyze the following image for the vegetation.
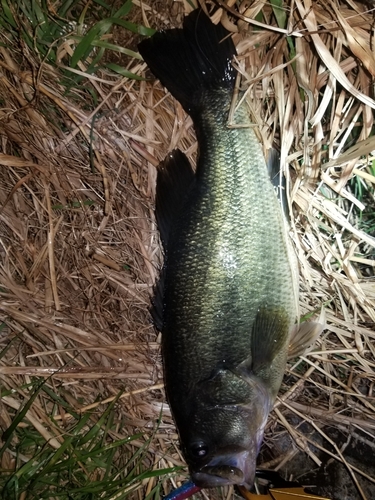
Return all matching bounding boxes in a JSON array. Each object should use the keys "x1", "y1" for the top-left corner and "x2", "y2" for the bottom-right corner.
[{"x1": 0, "y1": 1, "x2": 375, "y2": 499}]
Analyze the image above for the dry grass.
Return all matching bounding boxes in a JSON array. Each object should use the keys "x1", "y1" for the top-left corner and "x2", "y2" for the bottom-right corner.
[{"x1": 0, "y1": 0, "x2": 375, "y2": 498}]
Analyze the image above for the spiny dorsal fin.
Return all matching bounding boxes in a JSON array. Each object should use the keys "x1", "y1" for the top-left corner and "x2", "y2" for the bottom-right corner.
[
  {"x1": 152, "y1": 149, "x2": 195, "y2": 330},
  {"x1": 155, "y1": 149, "x2": 195, "y2": 249}
]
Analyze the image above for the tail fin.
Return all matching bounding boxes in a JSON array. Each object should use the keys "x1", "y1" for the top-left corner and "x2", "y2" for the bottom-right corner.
[{"x1": 138, "y1": 9, "x2": 236, "y2": 116}]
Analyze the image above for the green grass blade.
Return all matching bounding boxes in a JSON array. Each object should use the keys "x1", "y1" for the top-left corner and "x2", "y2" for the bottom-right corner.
[
  {"x1": 71, "y1": 18, "x2": 114, "y2": 67},
  {"x1": 71, "y1": 14, "x2": 154, "y2": 69},
  {"x1": 27, "y1": 413, "x2": 93, "y2": 484},
  {"x1": 0, "y1": 380, "x2": 45, "y2": 458},
  {"x1": 90, "y1": 39, "x2": 142, "y2": 59},
  {"x1": 57, "y1": 0, "x2": 77, "y2": 18},
  {"x1": 0, "y1": 0, "x2": 17, "y2": 28},
  {"x1": 113, "y1": 0, "x2": 133, "y2": 18},
  {"x1": 41, "y1": 386, "x2": 80, "y2": 419},
  {"x1": 105, "y1": 63, "x2": 144, "y2": 80},
  {"x1": 76, "y1": 391, "x2": 123, "y2": 446},
  {"x1": 0, "y1": 326, "x2": 19, "y2": 360},
  {"x1": 270, "y1": 0, "x2": 287, "y2": 29},
  {"x1": 32, "y1": 0, "x2": 46, "y2": 25},
  {"x1": 116, "y1": 18, "x2": 155, "y2": 36},
  {"x1": 93, "y1": 0, "x2": 112, "y2": 10}
]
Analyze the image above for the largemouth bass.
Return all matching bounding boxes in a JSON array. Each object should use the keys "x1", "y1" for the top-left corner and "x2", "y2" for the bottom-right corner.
[{"x1": 139, "y1": 9, "x2": 302, "y2": 489}]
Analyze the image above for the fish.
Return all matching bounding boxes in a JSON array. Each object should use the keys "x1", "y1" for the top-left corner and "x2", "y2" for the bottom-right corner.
[{"x1": 138, "y1": 8, "x2": 316, "y2": 490}]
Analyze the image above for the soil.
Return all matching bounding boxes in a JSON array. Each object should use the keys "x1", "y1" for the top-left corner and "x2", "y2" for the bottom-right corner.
[{"x1": 257, "y1": 422, "x2": 375, "y2": 499}]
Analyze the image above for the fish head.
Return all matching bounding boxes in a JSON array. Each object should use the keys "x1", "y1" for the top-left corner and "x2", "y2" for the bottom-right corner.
[{"x1": 178, "y1": 370, "x2": 273, "y2": 488}]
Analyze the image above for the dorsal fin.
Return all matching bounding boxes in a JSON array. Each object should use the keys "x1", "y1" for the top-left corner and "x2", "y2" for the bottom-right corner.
[
  {"x1": 152, "y1": 149, "x2": 195, "y2": 330},
  {"x1": 155, "y1": 149, "x2": 195, "y2": 249}
]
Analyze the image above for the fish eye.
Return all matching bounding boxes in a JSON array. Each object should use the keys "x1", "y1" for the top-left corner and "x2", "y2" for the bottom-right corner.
[{"x1": 190, "y1": 442, "x2": 209, "y2": 459}]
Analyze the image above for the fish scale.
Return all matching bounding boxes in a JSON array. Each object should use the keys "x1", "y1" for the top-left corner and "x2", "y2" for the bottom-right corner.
[
  {"x1": 163, "y1": 97, "x2": 295, "y2": 380},
  {"x1": 139, "y1": 8, "x2": 299, "y2": 489}
]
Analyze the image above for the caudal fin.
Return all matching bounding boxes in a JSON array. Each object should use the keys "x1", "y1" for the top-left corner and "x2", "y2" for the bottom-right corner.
[{"x1": 138, "y1": 9, "x2": 236, "y2": 116}]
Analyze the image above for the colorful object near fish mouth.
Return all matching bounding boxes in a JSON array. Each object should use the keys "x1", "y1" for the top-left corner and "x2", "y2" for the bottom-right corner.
[
  {"x1": 163, "y1": 471, "x2": 331, "y2": 500},
  {"x1": 163, "y1": 481, "x2": 201, "y2": 500},
  {"x1": 238, "y1": 470, "x2": 332, "y2": 500}
]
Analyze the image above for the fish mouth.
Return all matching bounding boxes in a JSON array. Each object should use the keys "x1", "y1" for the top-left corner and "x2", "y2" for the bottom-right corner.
[
  {"x1": 193, "y1": 465, "x2": 244, "y2": 487},
  {"x1": 191, "y1": 451, "x2": 254, "y2": 488}
]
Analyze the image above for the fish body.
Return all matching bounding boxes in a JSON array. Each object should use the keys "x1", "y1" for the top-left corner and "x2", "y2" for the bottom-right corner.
[{"x1": 138, "y1": 9, "x2": 299, "y2": 489}]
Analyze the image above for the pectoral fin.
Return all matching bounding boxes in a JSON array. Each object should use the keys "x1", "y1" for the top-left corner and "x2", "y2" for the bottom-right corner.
[
  {"x1": 250, "y1": 307, "x2": 290, "y2": 374},
  {"x1": 288, "y1": 309, "x2": 326, "y2": 358}
]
